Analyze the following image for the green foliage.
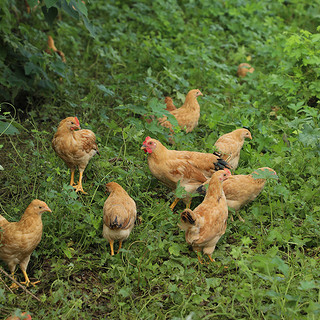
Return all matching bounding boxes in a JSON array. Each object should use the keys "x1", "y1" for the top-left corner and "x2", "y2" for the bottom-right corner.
[{"x1": 1, "y1": 0, "x2": 320, "y2": 319}]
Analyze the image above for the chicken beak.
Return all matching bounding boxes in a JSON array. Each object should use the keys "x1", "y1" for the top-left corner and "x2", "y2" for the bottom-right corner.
[
  {"x1": 44, "y1": 206, "x2": 52, "y2": 213},
  {"x1": 141, "y1": 145, "x2": 146, "y2": 150}
]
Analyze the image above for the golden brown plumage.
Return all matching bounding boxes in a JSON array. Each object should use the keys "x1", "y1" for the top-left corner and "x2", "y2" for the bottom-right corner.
[
  {"x1": 179, "y1": 170, "x2": 231, "y2": 262},
  {"x1": 159, "y1": 89, "x2": 203, "y2": 133},
  {"x1": 103, "y1": 182, "x2": 137, "y2": 256},
  {"x1": 164, "y1": 96, "x2": 177, "y2": 112},
  {"x1": 52, "y1": 116, "x2": 99, "y2": 194},
  {"x1": 214, "y1": 128, "x2": 252, "y2": 170},
  {"x1": 141, "y1": 137, "x2": 230, "y2": 209},
  {"x1": 0, "y1": 200, "x2": 51, "y2": 288},
  {"x1": 223, "y1": 167, "x2": 277, "y2": 222},
  {"x1": 237, "y1": 63, "x2": 254, "y2": 78}
]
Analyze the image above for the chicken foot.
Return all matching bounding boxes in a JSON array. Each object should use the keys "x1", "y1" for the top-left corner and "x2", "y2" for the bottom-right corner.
[
  {"x1": 20, "y1": 270, "x2": 40, "y2": 287},
  {"x1": 73, "y1": 170, "x2": 87, "y2": 194},
  {"x1": 9, "y1": 272, "x2": 19, "y2": 289}
]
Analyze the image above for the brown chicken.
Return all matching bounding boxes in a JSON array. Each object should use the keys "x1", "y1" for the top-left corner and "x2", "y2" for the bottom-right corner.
[
  {"x1": 164, "y1": 96, "x2": 177, "y2": 112},
  {"x1": 159, "y1": 89, "x2": 203, "y2": 133},
  {"x1": 222, "y1": 167, "x2": 277, "y2": 222},
  {"x1": 214, "y1": 128, "x2": 252, "y2": 170},
  {"x1": 179, "y1": 169, "x2": 231, "y2": 263},
  {"x1": 5, "y1": 312, "x2": 31, "y2": 320},
  {"x1": 141, "y1": 136, "x2": 230, "y2": 209},
  {"x1": 52, "y1": 116, "x2": 100, "y2": 194},
  {"x1": 103, "y1": 182, "x2": 137, "y2": 256},
  {"x1": 0, "y1": 200, "x2": 51, "y2": 288},
  {"x1": 237, "y1": 63, "x2": 255, "y2": 78}
]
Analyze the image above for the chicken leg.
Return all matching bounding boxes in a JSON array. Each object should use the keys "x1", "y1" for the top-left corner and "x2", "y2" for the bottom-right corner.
[
  {"x1": 169, "y1": 198, "x2": 180, "y2": 210},
  {"x1": 196, "y1": 252, "x2": 203, "y2": 264},
  {"x1": 109, "y1": 239, "x2": 115, "y2": 256},
  {"x1": 116, "y1": 241, "x2": 123, "y2": 254},
  {"x1": 21, "y1": 270, "x2": 40, "y2": 287},
  {"x1": 70, "y1": 169, "x2": 75, "y2": 186},
  {"x1": 74, "y1": 170, "x2": 87, "y2": 194},
  {"x1": 9, "y1": 272, "x2": 19, "y2": 289}
]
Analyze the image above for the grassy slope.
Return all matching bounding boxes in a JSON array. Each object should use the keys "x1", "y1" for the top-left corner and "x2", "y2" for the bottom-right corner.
[{"x1": 0, "y1": 0, "x2": 319, "y2": 319}]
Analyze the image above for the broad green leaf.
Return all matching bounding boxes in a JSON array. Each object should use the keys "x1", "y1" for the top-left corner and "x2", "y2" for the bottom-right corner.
[
  {"x1": 27, "y1": 0, "x2": 39, "y2": 7},
  {"x1": 44, "y1": 0, "x2": 58, "y2": 8},
  {"x1": 298, "y1": 280, "x2": 318, "y2": 291},
  {"x1": 42, "y1": 6, "x2": 59, "y2": 26},
  {"x1": 0, "y1": 121, "x2": 20, "y2": 135}
]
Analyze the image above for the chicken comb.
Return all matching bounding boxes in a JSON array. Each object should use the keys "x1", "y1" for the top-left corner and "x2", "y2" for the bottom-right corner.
[
  {"x1": 74, "y1": 117, "x2": 80, "y2": 126},
  {"x1": 224, "y1": 168, "x2": 232, "y2": 176},
  {"x1": 143, "y1": 136, "x2": 151, "y2": 145}
]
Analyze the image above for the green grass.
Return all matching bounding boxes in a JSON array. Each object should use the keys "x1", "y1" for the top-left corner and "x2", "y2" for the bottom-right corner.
[{"x1": 0, "y1": 0, "x2": 319, "y2": 319}]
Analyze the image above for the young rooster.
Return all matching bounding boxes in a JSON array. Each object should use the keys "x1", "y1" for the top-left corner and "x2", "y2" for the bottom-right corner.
[
  {"x1": 52, "y1": 116, "x2": 100, "y2": 194},
  {"x1": 179, "y1": 169, "x2": 231, "y2": 263},
  {"x1": 214, "y1": 128, "x2": 252, "y2": 170},
  {"x1": 159, "y1": 89, "x2": 203, "y2": 133},
  {"x1": 141, "y1": 137, "x2": 230, "y2": 210},
  {"x1": 103, "y1": 182, "x2": 137, "y2": 256},
  {"x1": 223, "y1": 167, "x2": 278, "y2": 222},
  {"x1": 0, "y1": 200, "x2": 51, "y2": 288}
]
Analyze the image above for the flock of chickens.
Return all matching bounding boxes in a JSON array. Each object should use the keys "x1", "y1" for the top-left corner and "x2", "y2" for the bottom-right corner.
[{"x1": 0, "y1": 87, "x2": 277, "y2": 293}]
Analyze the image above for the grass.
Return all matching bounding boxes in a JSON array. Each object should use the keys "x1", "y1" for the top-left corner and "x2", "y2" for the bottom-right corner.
[{"x1": 0, "y1": 0, "x2": 320, "y2": 319}]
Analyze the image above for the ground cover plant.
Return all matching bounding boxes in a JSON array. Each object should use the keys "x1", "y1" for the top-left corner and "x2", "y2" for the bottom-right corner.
[{"x1": 0, "y1": 0, "x2": 319, "y2": 319}]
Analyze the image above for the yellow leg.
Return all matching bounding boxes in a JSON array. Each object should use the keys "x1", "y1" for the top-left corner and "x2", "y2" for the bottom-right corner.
[
  {"x1": 207, "y1": 254, "x2": 215, "y2": 263},
  {"x1": 9, "y1": 272, "x2": 19, "y2": 289},
  {"x1": 169, "y1": 198, "x2": 180, "y2": 210},
  {"x1": 70, "y1": 169, "x2": 75, "y2": 186},
  {"x1": 109, "y1": 240, "x2": 114, "y2": 256},
  {"x1": 186, "y1": 200, "x2": 192, "y2": 209},
  {"x1": 74, "y1": 170, "x2": 87, "y2": 194},
  {"x1": 197, "y1": 252, "x2": 203, "y2": 264},
  {"x1": 21, "y1": 270, "x2": 40, "y2": 287},
  {"x1": 116, "y1": 241, "x2": 123, "y2": 254}
]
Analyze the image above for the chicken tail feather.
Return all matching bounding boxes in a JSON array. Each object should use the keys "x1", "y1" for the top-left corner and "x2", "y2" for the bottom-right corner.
[
  {"x1": 0, "y1": 214, "x2": 9, "y2": 228},
  {"x1": 214, "y1": 158, "x2": 231, "y2": 170},
  {"x1": 181, "y1": 209, "x2": 196, "y2": 225}
]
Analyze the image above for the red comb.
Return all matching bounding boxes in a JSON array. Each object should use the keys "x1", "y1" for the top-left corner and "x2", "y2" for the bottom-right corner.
[
  {"x1": 143, "y1": 136, "x2": 151, "y2": 144},
  {"x1": 74, "y1": 117, "x2": 80, "y2": 126},
  {"x1": 224, "y1": 168, "x2": 231, "y2": 175}
]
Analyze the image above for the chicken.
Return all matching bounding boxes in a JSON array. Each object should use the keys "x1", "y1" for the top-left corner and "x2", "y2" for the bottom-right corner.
[
  {"x1": 141, "y1": 136, "x2": 230, "y2": 210},
  {"x1": 222, "y1": 167, "x2": 277, "y2": 222},
  {"x1": 237, "y1": 63, "x2": 254, "y2": 78},
  {"x1": 0, "y1": 200, "x2": 51, "y2": 289},
  {"x1": 164, "y1": 96, "x2": 176, "y2": 112},
  {"x1": 158, "y1": 89, "x2": 203, "y2": 133},
  {"x1": 214, "y1": 128, "x2": 252, "y2": 170},
  {"x1": 52, "y1": 116, "x2": 100, "y2": 194},
  {"x1": 5, "y1": 312, "x2": 31, "y2": 320},
  {"x1": 103, "y1": 182, "x2": 137, "y2": 256},
  {"x1": 179, "y1": 169, "x2": 231, "y2": 263}
]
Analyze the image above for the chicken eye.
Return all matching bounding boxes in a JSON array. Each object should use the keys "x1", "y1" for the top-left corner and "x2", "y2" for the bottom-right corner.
[
  {"x1": 39, "y1": 206, "x2": 42, "y2": 209},
  {"x1": 148, "y1": 142, "x2": 152, "y2": 145},
  {"x1": 71, "y1": 122, "x2": 74, "y2": 125}
]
